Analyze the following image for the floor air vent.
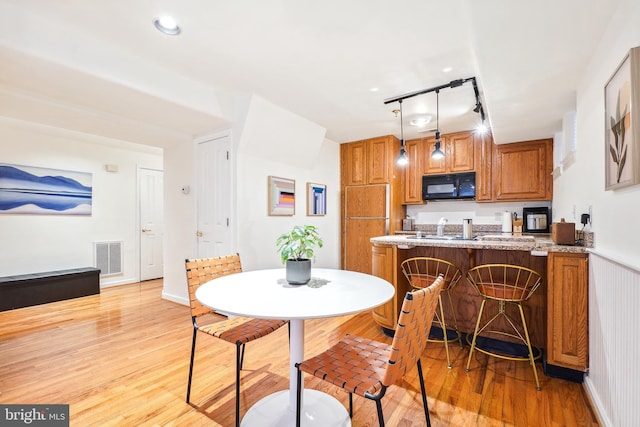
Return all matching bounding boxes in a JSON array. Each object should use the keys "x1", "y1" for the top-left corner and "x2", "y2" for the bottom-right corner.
[{"x1": 94, "y1": 241, "x2": 123, "y2": 276}]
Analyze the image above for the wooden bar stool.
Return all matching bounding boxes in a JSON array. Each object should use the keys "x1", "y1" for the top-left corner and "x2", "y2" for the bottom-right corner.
[
  {"x1": 465, "y1": 263, "x2": 543, "y2": 390},
  {"x1": 400, "y1": 257, "x2": 463, "y2": 368}
]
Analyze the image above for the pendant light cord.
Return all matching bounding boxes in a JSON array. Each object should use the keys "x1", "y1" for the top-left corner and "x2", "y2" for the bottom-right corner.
[
  {"x1": 399, "y1": 99, "x2": 404, "y2": 145},
  {"x1": 436, "y1": 89, "x2": 439, "y2": 136}
]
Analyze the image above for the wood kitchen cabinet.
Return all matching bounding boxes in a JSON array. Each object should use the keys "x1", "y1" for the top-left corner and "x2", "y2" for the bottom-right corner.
[
  {"x1": 371, "y1": 244, "x2": 402, "y2": 332},
  {"x1": 341, "y1": 135, "x2": 405, "y2": 272},
  {"x1": 400, "y1": 132, "x2": 552, "y2": 204},
  {"x1": 492, "y1": 138, "x2": 553, "y2": 201},
  {"x1": 401, "y1": 130, "x2": 476, "y2": 204},
  {"x1": 371, "y1": 243, "x2": 413, "y2": 333},
  {"x1": 474, "y1": 131, "x2": 494, "y2": 201},
  {"x1": 546, "y1": 252, "x2": 589, "y2": 372},
  {"x1": 401, "y1": 138, "x2": 422, "y2": 204},
  {"x1": 423, "y1": 131, "x2": 475, "y2": 175},
  {"x1": 341, "y1": 135, "x2": 398, "y2": 186}
]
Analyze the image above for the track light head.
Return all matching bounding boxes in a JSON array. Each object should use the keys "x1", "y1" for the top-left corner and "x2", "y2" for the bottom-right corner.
[
  {"x1": 431, "y1": 140, "x2": 445, "y2": 160},
  {"x1": 397, "y1": 146, "x2": 409, "y2": 166}
]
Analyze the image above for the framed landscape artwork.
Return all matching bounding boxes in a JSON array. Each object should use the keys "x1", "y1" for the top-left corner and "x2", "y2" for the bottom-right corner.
[
  {"x1": 0, "y1": 163, "x2": 92, "y2": 215},
  {"x1": 604, "y1": 46, "x2": 640, "y2": 190},
  {"x1": 268, "y1": 176, "x2": 295, "y2": 216},
  {"x1": 306, "y1": 183, "x2": 326, "y2": 216}
]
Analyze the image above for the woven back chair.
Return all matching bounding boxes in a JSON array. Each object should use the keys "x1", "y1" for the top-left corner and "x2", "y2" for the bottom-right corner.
[
  {"x1": 401, "y1": 257, "x2": 463, "y2": 367},
  {"x1": 295, "y1": 275, "x2": 444, "y2": 427},
  {"x1": 465, "y1": 263, "x2": 543, "y2": 390},
  {"x1": 185, "y1": 254, "x2": 288, "y2": 427}
]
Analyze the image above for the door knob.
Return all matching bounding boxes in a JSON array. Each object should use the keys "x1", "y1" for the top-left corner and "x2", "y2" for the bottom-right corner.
[
  {"x1": 141, "y1": 228, "x2": 151, "y2": 232},
  {"x1": 196, "y1": 231, "x2": 203, "y2": 237}
]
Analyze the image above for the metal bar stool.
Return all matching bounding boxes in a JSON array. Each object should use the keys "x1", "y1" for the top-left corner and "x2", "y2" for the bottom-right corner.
[
  {"x1": 465, "y1": 263, "x2": 543, "y2": 390},
  {"x1": 401, "y1": 257, "x2": 463, "y2": 368}
]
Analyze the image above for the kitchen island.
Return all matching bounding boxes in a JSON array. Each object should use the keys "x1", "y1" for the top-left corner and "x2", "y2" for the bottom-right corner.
[{"x1": 370, "y1": 233, "x2": 589, "y2": 378}]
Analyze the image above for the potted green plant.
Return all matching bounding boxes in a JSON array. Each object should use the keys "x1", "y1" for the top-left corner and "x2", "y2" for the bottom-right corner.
[{"x1": 276, "y1": 225, "x2": 323, "y2": 284}]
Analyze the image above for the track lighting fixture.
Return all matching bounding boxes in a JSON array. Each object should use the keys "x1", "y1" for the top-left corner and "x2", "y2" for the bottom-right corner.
[
  {"x1": 396, "y1": 100, "x2": 409, "y2": 166},
  {"x1": 431, "y1": 90, "x2": 445, "y2": 160},
  {"x1": 384, "y1": 75, "x2": 489, "y2": 139}
]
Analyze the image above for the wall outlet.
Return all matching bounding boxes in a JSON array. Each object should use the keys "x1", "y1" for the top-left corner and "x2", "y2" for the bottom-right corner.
[{"x1": 494, "y1": 212, "x2": 502, "y2": 221}]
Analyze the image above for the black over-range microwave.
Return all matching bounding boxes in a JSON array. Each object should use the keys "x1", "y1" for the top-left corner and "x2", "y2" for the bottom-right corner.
[{"x1": 422, "y1": 172, "x2": 476, "y2": 201}]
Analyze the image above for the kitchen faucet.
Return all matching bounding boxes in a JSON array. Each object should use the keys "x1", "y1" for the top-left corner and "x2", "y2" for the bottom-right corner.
[{"x1": 437, "y1": 217, "x2": 448, "y2": 236}]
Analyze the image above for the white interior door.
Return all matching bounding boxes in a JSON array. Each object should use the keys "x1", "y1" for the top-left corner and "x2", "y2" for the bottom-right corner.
[
  {"x1": 197, "y1": 134, "x2": 232, "y2": 258},
  {"x1": 139, "y1": 167, "x2": 164, "y2": 281}
]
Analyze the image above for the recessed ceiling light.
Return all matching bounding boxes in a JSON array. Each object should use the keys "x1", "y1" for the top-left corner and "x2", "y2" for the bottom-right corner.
[
  {"x1": 442, "y1": 66, "x2": 453, "y2": 73},
  {"x1": 154, "y1": 15, "x2": 181, "y2": 35},
  {"x1": 370, "y1": 87, "x2": 379, "y2": 92},
  {"x1": 409, "y1": 115, "x2": 432, "y2": 127}
]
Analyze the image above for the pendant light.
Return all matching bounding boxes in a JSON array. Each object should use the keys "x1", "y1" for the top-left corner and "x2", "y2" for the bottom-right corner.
[
  {"x1": 431, "y1": 89, "x2": 445, "y2": 160},
  {"x1": 396, "y1": 99, "x2": 409, "y2": 165}
]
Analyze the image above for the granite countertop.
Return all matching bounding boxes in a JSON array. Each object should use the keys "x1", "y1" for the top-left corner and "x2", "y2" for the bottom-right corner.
[{"x1": 371, "y1": 233, "x2": 588, "y2": 254}]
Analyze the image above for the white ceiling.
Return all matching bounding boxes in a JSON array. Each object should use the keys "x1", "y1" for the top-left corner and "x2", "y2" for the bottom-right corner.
[{"x1": 0, "y1": 0, "x2": 620, "y2": 148}]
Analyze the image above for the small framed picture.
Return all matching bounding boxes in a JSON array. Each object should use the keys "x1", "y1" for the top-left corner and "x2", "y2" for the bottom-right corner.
[
  {"x1": 306, "y1": 183, "x2": 326, "y2": 216},
  {"x1": 604, "y1": 46, "x2": 640, "y2": 190},
  {"x1": 268, "y1": 176, "x2": 295, "y2": 216}
]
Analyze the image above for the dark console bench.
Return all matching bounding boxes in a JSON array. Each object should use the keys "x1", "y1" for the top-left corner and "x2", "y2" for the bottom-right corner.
[{"x1": 0, "y1": 267, "x2": 100, "y2": 311}]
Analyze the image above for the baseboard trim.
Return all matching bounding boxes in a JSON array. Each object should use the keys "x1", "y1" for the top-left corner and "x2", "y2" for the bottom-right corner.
[
  {"x1": 162, "y1": 290, "x2": 188, "y2": 306},
  {"x1": 583, "y1": 376, "x2": 612, "y2": 427}
]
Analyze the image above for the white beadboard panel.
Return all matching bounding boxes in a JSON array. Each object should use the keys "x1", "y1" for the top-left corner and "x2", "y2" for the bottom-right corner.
[{"x1": 585, "y1": 251, "x2": 640, "y2": 427}]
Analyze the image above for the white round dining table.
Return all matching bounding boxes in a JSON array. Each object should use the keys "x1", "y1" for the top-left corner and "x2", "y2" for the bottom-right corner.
[{"x1": 195, "y1": 267, "x2": 395, "y2": 427}]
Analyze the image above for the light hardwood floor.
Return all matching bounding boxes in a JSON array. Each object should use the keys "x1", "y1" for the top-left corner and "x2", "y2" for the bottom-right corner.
[{"x1": 0, "y1": 279, "x2": 600, "y2": 426}]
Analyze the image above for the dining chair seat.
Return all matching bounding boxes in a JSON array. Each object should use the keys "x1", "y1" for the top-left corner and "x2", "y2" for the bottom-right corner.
[
  {"x1": 185, "y1": 254, "x2": 288, "y2": 427},
  {"x1": 295, "y1": 275, "x2": 444, "y2": 427}
]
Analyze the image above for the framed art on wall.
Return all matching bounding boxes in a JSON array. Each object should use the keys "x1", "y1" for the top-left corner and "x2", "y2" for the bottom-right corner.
[
  {"x1": 605, "y1": 46, "x2": 640, "y2": 190},
  {"x1": 306, "y1": 183, "x2": 326, "y2": 216},
  {"x1": 268, "y1": 176, "x2": 295, "y2": 216},
  {"x1": 0, "y1": 163, "x2": 92, "y2": 215}
]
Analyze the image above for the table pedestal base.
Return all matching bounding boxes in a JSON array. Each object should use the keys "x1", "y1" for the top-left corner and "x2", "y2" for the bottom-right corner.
[{"x1": 241, "y1": 389, "x2": 351, "y2": 427}]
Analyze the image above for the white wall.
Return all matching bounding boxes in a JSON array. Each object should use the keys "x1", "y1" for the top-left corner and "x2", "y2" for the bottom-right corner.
[
  {"x1": 554, "y1": 0, "x2": 640, "y2": 269},
  {"x1": 407, "y1": 200, "x2": 551, "y2": 226},
  {"x1": 161, "y1": 98, "x2": 341, "y2": 305},
  {"x1": 160, "y1": 139, "x2": 197, "y2": 304},
  {"x1": 554, "y1": 2, "x2": 640, "y2": 426},
  {"x1": 236, "y1": 138, "x2": 340, "y2": 271},
  {"x1": 0, "y1": 117, "x2": 163, "y2": 286}
]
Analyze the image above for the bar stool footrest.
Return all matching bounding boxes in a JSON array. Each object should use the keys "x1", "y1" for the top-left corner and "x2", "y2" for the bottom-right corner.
[
  {"x1": 466, "y1": 334, "x2": 542, "y2": 362},
  {"x1": 427, "y1": 326, "x2": 462, "y2": 344}
]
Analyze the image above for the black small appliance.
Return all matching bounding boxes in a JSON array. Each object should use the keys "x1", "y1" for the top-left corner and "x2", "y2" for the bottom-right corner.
[
  {"x1": 422, "y1": 172, "x2": 476, "y2": 201},
  {"x1": 522, "y1": 206, "x2": 551, "y2": 233}
]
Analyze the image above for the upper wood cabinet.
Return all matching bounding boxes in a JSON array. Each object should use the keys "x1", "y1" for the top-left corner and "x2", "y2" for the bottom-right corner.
[
  {"x1": 342, "y1": 135, "x2": 398, "y2": 186},
  {"x1": 474, "y1": 131, "x2": 494, "y2": 202},
  {"x1": 423, "y1": 131, "x2": 475, "y2": 175},
  {"x1": 401, "y1": 138, "x2": 422, "y2": 204},
  {"x1": 547, "y1": 252, "x2": 589, "y2": 372},
  {"x1": 402, "y1": 130, "x2": 476, "y2": 204},
  {"x1": 492, "y1": 138, "x2": 553, "y2": 201},
  {"x1": 396, "y1": 132, "x2": 553, "y2": 204}
]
